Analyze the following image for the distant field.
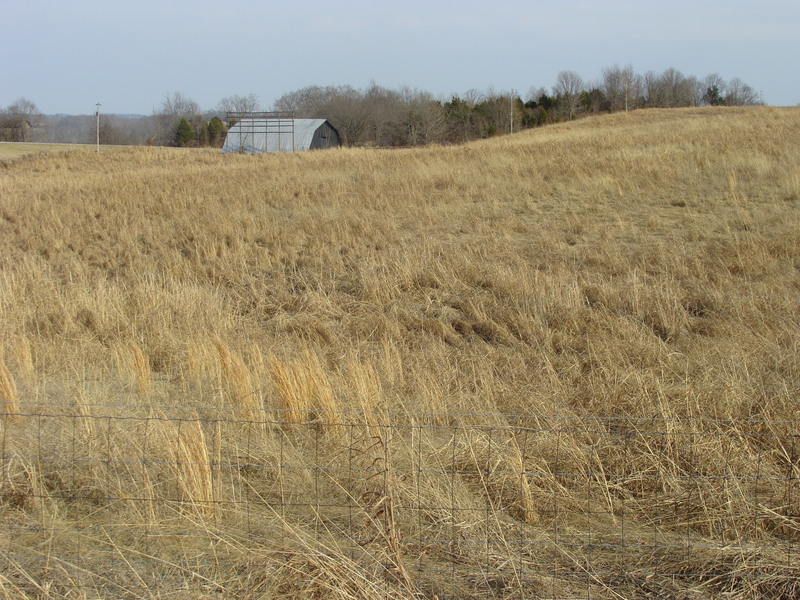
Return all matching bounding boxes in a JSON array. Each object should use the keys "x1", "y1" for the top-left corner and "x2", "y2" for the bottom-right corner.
[
  {"x1": 1, "y1": 106, "x2": 798, "y2": 599},
  {"x1": 0, "y1": 141, "x2": 128, "y2": 161}
]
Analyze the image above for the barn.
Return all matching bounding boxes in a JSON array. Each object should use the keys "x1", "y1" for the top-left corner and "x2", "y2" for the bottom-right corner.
[{"x1": 221, "y1": 114, "x2": 340, "y2": 154}]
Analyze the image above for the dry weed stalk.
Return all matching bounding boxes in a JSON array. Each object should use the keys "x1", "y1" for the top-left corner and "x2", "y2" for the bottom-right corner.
[
  {"x1": 72, "y1": 387, "x2": 97, "y2": 442},
  {"x1": 507, "y1": 436, "x2": 539, "y2": 526},
  {"x1": 12, "y1": 336, "x2": 34, "y2": 383},
  {"x1": 342, "y1": 354, "x2": 386, "y2": 430},
  {"x1": 213, "y1": 336, "x2": 262, "y2": 425},
  {"x1": 185, "y1": 341, "x2": 205, "y2": 385},
  {"x1": 131, "y1": 343, "x2": 151, "y2": 395},
  {"x1": 0, "y1": 355, "x2": 20, "y2": 422},
  {"x1": 268, "y1": 354, "x2": 305, "y2": 425},
  {"x1": 301, "y1": 349, "x2": 339, "y2": 426},
  {"x1": 163, "y1": 418, "x2": 215, "y2": 519},
  {"x1": 413, "y1": 370, "x2": 449, "y2": 426}
]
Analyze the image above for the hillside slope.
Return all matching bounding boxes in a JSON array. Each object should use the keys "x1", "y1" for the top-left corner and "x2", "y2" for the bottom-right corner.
[{"x1": 1, "y1": 107, "x2": 798, "y2": 599}]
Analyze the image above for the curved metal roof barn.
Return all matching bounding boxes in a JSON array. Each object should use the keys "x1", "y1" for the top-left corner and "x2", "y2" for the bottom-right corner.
[{"x1": 222, "y1": 115, "x2": 340, "y2": 154}]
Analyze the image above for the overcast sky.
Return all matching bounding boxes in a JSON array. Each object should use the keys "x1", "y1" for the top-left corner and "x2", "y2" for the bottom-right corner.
[{"x1": 2, "y1": 0, "x2": 799, "y2": 115}]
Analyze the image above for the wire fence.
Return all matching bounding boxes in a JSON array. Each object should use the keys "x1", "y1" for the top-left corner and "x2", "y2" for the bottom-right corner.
[{"x1": 1, "y1": 405, "x2": 798, "y2": 599}]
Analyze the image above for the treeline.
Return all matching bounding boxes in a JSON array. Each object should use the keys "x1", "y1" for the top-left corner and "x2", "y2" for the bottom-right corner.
[
  {"x1": 274, "y1": 67, "x2": 762, "y2": 146},
  {"x1": 0, "y1": 94, "x2": 249, "y2": 147},
  {"x1": 2, "y1": 66, "x2": 763, "y2": 147}
]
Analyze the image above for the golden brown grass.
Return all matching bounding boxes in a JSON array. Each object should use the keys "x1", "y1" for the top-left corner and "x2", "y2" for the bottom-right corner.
[
  {"x1": 0, "y1": 107, "x2": 798, "y2": 598},
  {"x1": 0, "y1": 354, "x2": 19, "y2": 422},
  {"x1": 0, "y1": 142, "x2": 129, "y2": 162}
]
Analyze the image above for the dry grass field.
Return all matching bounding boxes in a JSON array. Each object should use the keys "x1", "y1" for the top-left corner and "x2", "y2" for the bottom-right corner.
[
  {"x1": 0, "y1": 106, "x2": 798, "y2": 599},
  {"x1": 0, "y1": 142, "x2": 108, "y2": 162}
]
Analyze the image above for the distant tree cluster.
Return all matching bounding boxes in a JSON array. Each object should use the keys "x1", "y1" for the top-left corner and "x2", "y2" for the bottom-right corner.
[
  {"x1": 151, "y1": 92, "x2": 233, "y2": 147},
  {"x1": 0, "y1": 98, "x2": 43, "y2": 142},
  {"x1": 272, "y1": 83, "x2": 448, "y2": 146}
]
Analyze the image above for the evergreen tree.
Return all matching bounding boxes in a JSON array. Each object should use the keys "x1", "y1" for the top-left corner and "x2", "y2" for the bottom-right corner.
[
  {"x1": 703, "y1": 85, "x2": 725, "y2": 106},
  {"x1": 175, "y1": 117, "x2": 195, "y2": 146},
  {"x1": 208, "y1": 116, "x2": 227, "y2": 147}
]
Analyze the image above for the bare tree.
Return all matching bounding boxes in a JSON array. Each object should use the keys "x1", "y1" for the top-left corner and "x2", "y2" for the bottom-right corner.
[
  {"x1": 553, "y1": 70, "x2": 584, "y2": 118},
  {"x1": 602, "y1": 64, "x2": 639, "y2": 112},
  {"x1": 685, "y1": 75, "x2": 703, "y2": 107},
  {"x1": 476, "y1": 91, "x2": 520, "y2": 135},
  {"x1": 642, "y1": 71, "x2": 660, "y2": 107},
  {"x1": 365, "y1": 84, "x2": 395, "y2": 145},
  {"x1": 152, "y1": 92, "x2": 202, "y2": 145},
  {"x1": 159, "y1": 92, "x2": 201, "y2": 120},
  {"x1": 326, "y1": 87, "x2": 375, "y2": 146},
  {"x1": 525, "y1": 86, "x2": 547, "y2": 105},
  {"x1": 273, "y1": 85, "x2": 375, "y2": 146},
  {"x1": 273, "y1": 85, "x2": 340, "y2": 115},
  {"x1": 658, "y1": 68, "x2": 694, "y2": 107},
  {"x1": 216, "y1": 94, "x2": 261, "y2": 115},
  {"x1": 462, "y1": 88, "x2": 486, "y2": 108},
  {"x1": 398, "y1": 87, "x2": 445, "y2": 145},
  {"x1": 725, "y1": 78, "x2": 761, "y2": 105}
]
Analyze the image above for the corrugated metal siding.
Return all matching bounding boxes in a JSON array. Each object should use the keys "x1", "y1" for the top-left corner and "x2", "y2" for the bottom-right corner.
[{"x1": 221, "y1": 119, "x2": 339, "y2": 154}]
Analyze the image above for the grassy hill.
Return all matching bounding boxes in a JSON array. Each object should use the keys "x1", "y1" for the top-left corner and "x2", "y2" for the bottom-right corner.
[{"x1": 1, "y1": 107, "x2": 798, "y2": 599}]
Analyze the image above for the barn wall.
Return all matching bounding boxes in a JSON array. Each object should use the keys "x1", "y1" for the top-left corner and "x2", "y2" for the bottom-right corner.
[{"x1": 310, "y1": 122, "x2": 340, "y2": 149}]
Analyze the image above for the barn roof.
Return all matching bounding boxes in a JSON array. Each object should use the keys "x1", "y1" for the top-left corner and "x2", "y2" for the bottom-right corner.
[{"x1": 222, "y1": 118, "x2": 335, "y2": 154}]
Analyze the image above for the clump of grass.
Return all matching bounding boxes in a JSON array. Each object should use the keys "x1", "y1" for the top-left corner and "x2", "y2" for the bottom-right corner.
[
  {"x1": 161, "y1": 418, "x2": 215, "y2": 519},
  {"x1": 268, "y1": 354, "x2": 306, "y2": 425},
  {"x1": 268, "y1": 349, "x2": 338, "y2": 427},
  {"x1": 341, "y1": 353, "x2": 387, "y2": 430},
  {"x1": 213, "y1": 336, "x2": 262, "y2": 424}
]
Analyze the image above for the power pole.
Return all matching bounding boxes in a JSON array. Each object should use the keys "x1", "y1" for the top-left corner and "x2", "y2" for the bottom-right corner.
[
  {"x1": 96, "y1": 102, "x2": 101, "y2": 153},
  {"x1": 510, "y1": 89, "x2": 515, "y2": 134}
]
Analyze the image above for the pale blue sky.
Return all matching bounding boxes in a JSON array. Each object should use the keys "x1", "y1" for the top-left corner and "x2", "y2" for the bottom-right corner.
[{"x1": 2, "y1": 0, "x2": 798, "y2": 115}]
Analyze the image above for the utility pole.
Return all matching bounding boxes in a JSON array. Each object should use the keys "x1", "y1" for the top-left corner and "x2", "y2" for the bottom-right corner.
[
  {"x1": 95, "y1": 102, "x2": 101, "y2": 153},
  {"x1": 510, "y1": 89, "x2": 515, "y2": 134}
]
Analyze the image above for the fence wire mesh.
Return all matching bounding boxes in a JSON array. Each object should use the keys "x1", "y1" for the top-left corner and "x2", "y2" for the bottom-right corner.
[{"x1": 1, "y1": 404, "x2": 798, "y2": 599}]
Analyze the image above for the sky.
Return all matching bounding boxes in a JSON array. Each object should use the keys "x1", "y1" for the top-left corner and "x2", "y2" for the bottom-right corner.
[{"x1": 2, "y1": 0, "x2": 799, "y2": 115}]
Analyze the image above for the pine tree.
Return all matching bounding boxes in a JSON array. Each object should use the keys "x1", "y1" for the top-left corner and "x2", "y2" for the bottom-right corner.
[
  {"x1": 703, "y1": 85, "x2": 725, "y2": 106},
  {"x1": 197, "y1": 123, "x2": 210, "y2": 147},
  {"x1": 208, "y1": 116, "x2": 226, "y2": 147},
  {"x1": 175, "y1": 117, "x2": 195, "y2": 147}
]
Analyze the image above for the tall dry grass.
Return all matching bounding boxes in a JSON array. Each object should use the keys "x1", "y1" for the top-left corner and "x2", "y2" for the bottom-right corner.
[
  {"x1": 0, "y1": 354, "x2": 19, "y2": 422},
  {"x1": 0, "y1": 106, "x2": 798, "y2": 598}
]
